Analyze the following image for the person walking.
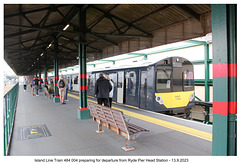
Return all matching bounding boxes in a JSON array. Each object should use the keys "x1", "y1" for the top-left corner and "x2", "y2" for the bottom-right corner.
[
  {"x1": 31, "y1": 78, "x2": 35, "y2": 96},
  {"x1": 48, "y1": 79, "x2": 54, "y2": 99},
  {"x1": 105, "y1": 75, "x2": 114, "y2": 108},
  {"x1": 43, "y1": 84, "x2": 50, "y2": 99},
  {"x1": 95, "y1": 73, "x2": 112, "y2": 107},
  {"x1": 34, "y1": 77, "x2": 40, "y2": 96},
  {"x1": 23, "y1": 78, "x2": 27, "y2": 91},
  {"x1": 58, "y1": 76, "x2": 67, "y2": 104}
]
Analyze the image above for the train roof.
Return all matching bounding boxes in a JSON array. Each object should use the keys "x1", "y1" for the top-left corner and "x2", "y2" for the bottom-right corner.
[
  {"x1": 89, "y1": 60, "x2": 155, "y2": 73},
  {"x1": 88, "y1": 56, "x2": 189, "y2": 73}
]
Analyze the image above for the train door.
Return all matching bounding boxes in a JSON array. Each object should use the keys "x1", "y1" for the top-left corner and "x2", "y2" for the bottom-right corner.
[
  {"x1": 139, "y1": 71, "x2": 147, "y2": 109},
  {"x1": 125, "y1": 70, "x2": 139, "y2": 106},
  {"x1": 117, "y1": 71, "x2": 124, "y2": 103}
]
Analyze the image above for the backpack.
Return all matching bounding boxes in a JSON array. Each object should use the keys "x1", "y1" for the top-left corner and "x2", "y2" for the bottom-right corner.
[
  {"x1": 59, "y1": 79, "x2": 65, "y2": 88},
  {"x1": 48, "y1": 84, "x2": 54, "y2": 91},
  {"x1": 34, "y1": 79, "x2": 39, "y2": 85}
]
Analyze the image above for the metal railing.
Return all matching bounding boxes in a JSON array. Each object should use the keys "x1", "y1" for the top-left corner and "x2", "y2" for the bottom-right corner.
[
  {"x1": 192, "y1": 95, "x2": 213, "y2": 124},
  {"x1": 3, "y1": 82, "x2": 19, "y2": 156}
]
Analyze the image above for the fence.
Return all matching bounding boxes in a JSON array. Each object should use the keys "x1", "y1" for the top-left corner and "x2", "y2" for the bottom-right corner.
[{"x1": 3, "y1": 82, "x2": 19, "y2": 156}]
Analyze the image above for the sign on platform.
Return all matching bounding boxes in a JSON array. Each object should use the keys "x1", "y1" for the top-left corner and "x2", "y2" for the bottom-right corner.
[{"x1": 18, "y1": 124, "x2": 52, "y2": 140}]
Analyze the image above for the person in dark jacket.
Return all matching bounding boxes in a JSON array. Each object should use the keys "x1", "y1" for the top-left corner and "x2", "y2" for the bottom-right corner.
[{"x1": 95, "y1": 73, "x2": 112, "y2": 107}]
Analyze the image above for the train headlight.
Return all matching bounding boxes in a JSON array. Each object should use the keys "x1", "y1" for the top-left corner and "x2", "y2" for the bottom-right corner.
[
  {"x1": 189, "y1": 93, "x2": 195, "y2": 101},
  {"x1": 156, "y1": 95, "x2": 164, "y2": 105}
]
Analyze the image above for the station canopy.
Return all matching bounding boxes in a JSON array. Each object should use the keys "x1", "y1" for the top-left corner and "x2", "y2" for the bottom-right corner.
[{"x1": 4, "y1": 4, "x2": 211, "y2": 75}]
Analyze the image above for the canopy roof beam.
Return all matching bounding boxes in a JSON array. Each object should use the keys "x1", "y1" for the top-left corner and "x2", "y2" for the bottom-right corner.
[
  {"x1": 175, "y1": 4, "x2": 201, "y2": 21},
  {"x1": 91, "y1": 5, "x2": 153, "y2": 37},
  {"x1": 4, "y1": 4, "x2": 69, "y2": 18}
]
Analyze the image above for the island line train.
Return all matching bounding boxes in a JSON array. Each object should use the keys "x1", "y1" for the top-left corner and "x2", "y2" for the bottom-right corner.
[{"x1": 57, "y1": 56, "x2": 195, "y2": 115}]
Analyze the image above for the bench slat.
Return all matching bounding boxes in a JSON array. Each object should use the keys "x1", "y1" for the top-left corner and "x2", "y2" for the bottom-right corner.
[
  {"x1": 98, "y1": 115, "x2": 107, "y2": 122},
  {"x1": 104, "y1": 113, "x2": 114, "y2": 120},
  {"x1": 104, "y1": 113, "x2": 123, "y2": 123},
  {"x1": 102, "y1": 117, "x2": 127, "y2": 133},
  {"x1": 115, "y1": 120, "x2": 125, "y2": 128},
  {"x1": 127, "y1": 123, "x2": 143, "y2": 130},
  {"x1": 127, "y1": 123, "x2": 149, "y2": 134},
  {"x1": 128, "y1": 127, "x2": 139, "y2": 133},
  {"x1": 99, "y1": 113, "x2": 127, "y2": 133},
  {"x1": 103, "y1": 108, "x2": 123, "y2": 118}
]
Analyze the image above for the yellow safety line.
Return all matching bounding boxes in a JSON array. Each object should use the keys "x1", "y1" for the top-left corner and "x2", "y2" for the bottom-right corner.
[
  {"x1": 68, "y1": 93, "x2": 212, "y2": 142},
  {"x1": 71, "y1": 92, "x2": 139, "y2": 109}
]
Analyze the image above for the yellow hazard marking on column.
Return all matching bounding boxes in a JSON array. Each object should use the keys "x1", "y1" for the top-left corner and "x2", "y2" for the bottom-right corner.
[{"x1": 68, "y1": 93, "x2": 212, "y2": 142}]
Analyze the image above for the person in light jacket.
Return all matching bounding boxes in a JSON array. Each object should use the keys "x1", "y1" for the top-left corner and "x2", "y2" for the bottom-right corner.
[
  {"x1": 105, "y1": 75, "x2": 114, "y2": 108},
  {"x1": 23, "y1": 78, "x2": 27, "y2": 91}
]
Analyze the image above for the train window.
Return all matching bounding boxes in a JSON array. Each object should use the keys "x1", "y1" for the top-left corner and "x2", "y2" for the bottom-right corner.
[
  {"x1": 141, "y1": 76, "x2": 147, "y2": 91},
  {"x1": 127, "y1": 71, "x2": 136, "y2": 96},
  {"x1": 156, "y1": 69, "x2": 172, "y2": 92},
  {"x1": 117, "y1": 82, "x2": 122, "y2": 88},
  {"x1": 96, "y1": 73, "x2": 100, "y2": 80},
  {"x1": 74, "y1": 76, "x2": 78, "y2": 84},
  {"x1": 183, "y1": 71, "x2": 194, "y2": 89},
  {"x1": 129, "y1": 77, "x2": 134, "y2": 89},
  {"x1": 88, "y1": 74, "x2": 94, "y2": 87},
  {"x1": 92, "y1": 74, "x2": 96, "y2": 86},
  {"x1": 118, "y1": 73, "x2": 123, "y2": 88},
  {"x1": 164, "y1": 60, "x2": 168, "y2": 65}
]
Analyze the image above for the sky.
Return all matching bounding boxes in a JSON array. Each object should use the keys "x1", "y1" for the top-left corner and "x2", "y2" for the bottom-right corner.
[{"x1": 3, "y1": 60, "x2": 16, "y2": 76}]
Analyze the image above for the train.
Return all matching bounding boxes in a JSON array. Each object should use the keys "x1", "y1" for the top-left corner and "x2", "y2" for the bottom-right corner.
[{"x1": 64, "y1": 56, "x2": 195, "y2": 114}]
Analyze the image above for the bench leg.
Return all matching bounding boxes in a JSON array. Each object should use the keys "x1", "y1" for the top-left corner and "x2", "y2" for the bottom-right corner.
[
  {"x1": 122, "y1": 139, "x2": 135, "y2": 151},
  {"x1": 96, "y1": 123, "x2": 104, "y2": 134}
]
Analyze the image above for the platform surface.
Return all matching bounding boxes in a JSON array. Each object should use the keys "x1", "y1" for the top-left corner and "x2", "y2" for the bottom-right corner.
[{"x1": 9, "y1": 85, "x2": 212, "y2": 156}]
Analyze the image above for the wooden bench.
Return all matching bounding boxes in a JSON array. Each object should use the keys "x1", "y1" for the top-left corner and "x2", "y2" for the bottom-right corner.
[{"x1": 87, "y1": 101, "x2": 149, "y2": 151}]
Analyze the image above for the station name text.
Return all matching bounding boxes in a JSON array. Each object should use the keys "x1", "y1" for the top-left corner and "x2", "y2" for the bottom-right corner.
[{"x1": 34, "y1": 157, "x2": 189, "y2": 163}]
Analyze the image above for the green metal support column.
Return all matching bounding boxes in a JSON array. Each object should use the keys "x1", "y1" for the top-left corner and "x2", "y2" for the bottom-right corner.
[
  {"x1": 77, "y1": 5, "x2": 90, "y2": 119},
  {"x1": 53, "y1": 57, "x2": 60, "y2": 103},
  {"x1": 204, "y1": 43, "x2": 210, "y2": 123},
  {"x1": 212, "y1": 4, "x2": 237, "y2": 156},
  {"x1": 39, "y1": 67, "x2": 41, "y2": 79},
  {"x1": 226, "y1": 4, "x2": 237, "y2": 156},
  {"x1": 44, "y1": 64, "x2": 48, "y2": 85},
  {"x1": 53, "y1": 38, "x2": 60, "y2": 103}
]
